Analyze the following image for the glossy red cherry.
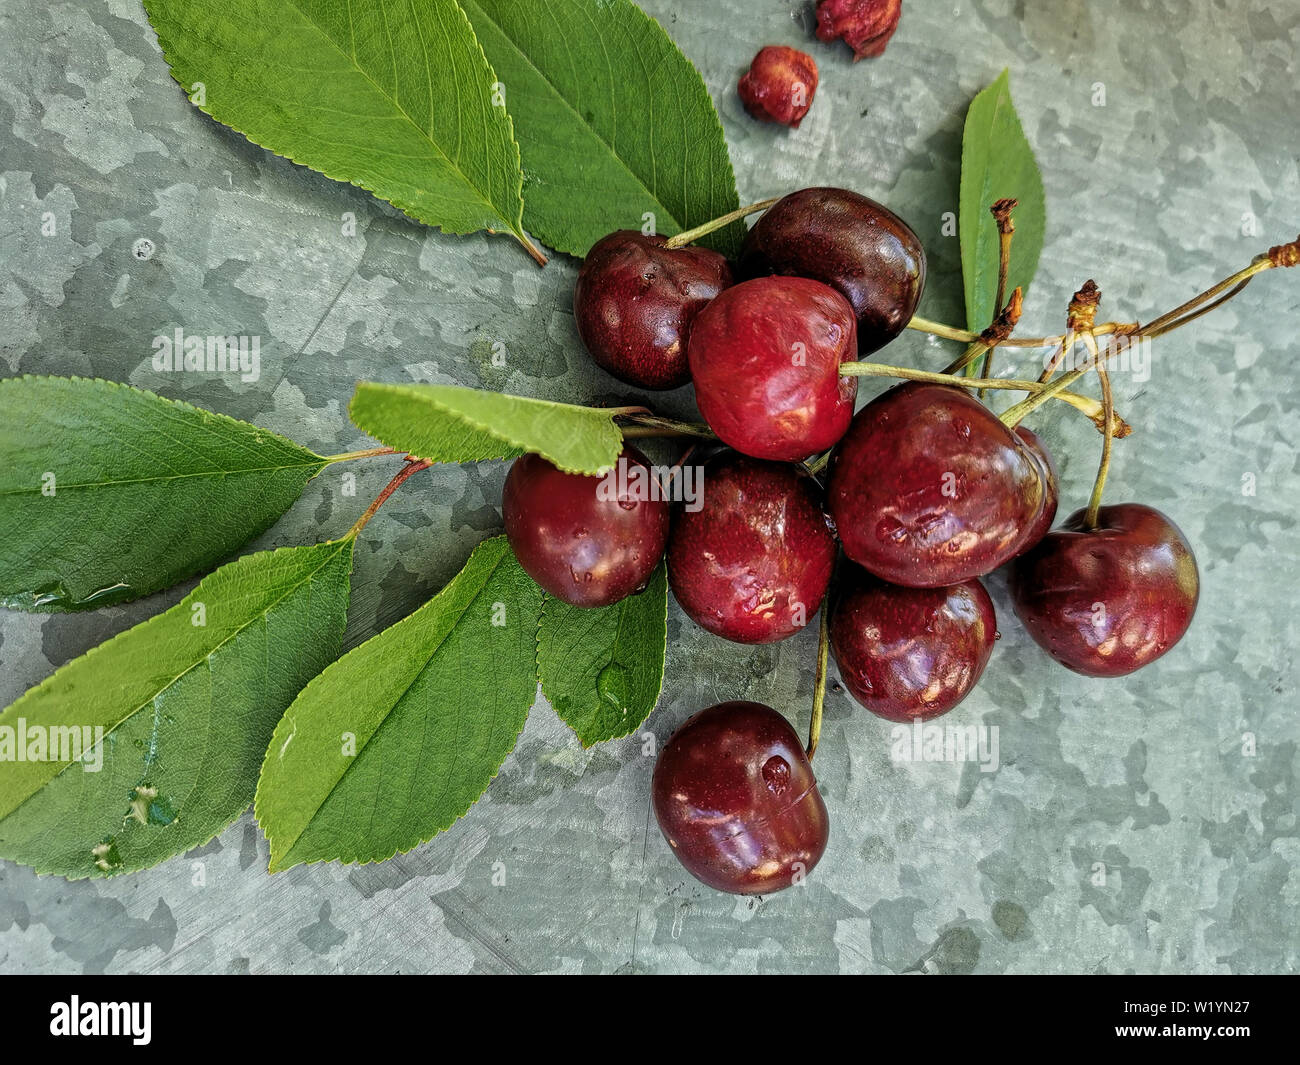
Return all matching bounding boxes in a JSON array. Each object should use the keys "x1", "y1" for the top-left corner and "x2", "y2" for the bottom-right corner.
[
  {"x1": 688, "y1": 276, "x2": 858, "y2": 461},
  {"x1": 1009, "y1": 503, "x2": 1199, "y2": 677},
  {"x1": 502, "y1": 447, "x2": 669, "y2": 608},
  {"x1": 574, "y1": 230, "x2": 733, "y2": 390},
  {"x1": 652, "y1": 701, "x2": 829, "y2": 895},
  {"x1": 738, "y1": 46, "x2": 819, "y2": 128},
  {"x1": 1014, "y1": 426, "x2": 1059, "y2": 554},
  {"x1": 826, "y1": 383, "x2": 1047, "y2": 587},
  {"x1": 831, "y1": 566, "x2": 997, "y2": 722},
  {"x1": 667, "y1": 453, "x2": 836, "y2": 643},
  {"x1": 739, "y1": 187, "x2": 925, "y2": 355}
]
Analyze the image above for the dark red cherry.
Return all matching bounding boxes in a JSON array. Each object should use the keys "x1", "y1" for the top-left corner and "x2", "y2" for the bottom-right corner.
[
  {"x1": 1009, "y1": 503, "x2": 1199, "y2": 677},
  {"x1": 1013, "y1": 426, "x2": 1059, "y2": 554},
  {"x1": 502, "y1": 447, "x2": 669, "y2": 608},
  {"x1": 652, "y1": 701, "x2": 829, "y2": 895},
  {"x1": 667, "y1": 453, "x2": 836, "y2": 643},
  {"x1": 688, "y1": 275, "x2": 858, "y2": 461},
  {"x1": 826, "y1": 383, "x2": 1047, "y2": 587},
  {"x1": 574, "y1": 230, "x2": 733, "y2": 390},
  {"x1": 831, "y1": 566, "x2": 997, "y2": 722},
  {"x1": 738, "y1": 45, "x2": 819, "y2": 128},
  {"x1": 739, "y1": 187, "x2": 925, "y2": 355}
]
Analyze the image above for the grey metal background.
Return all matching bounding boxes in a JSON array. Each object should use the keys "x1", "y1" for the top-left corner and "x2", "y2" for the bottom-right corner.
[{"x1": 1, "y1": 0, "x2": 1297, "y2": 974}]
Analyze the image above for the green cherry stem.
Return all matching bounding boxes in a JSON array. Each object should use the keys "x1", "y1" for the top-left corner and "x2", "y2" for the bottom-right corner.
[
  {"x1": 980, "y1": 200, "x2": 1019, "y2": 395},
  {"x1": 1082, "y1": 334, "x2": 1115, "y2": 530},
  {"x1": 344, "y1": 457, "x2": 432, "y2": 540},
  {"x1": 838, "y1": 361, "x2": 1116, "y2": 425},
  {"x1": 806, "y1": 597, "x2": 830, "y2": 760},
  {"x1": 663, "y1": 198, "x2": 780, "y2": 250}
]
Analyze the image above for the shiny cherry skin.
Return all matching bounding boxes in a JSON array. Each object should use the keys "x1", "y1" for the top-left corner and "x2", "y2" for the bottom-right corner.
[
  {"x1": 826, "y1": 383, "x2": 1047, "y2": 587},
  {"x1": 831, "y1": 566, "x2": 997, "y2": 722},
  {"x1": 502, "y1": 447, "x2": 669, "y2": 608},
  {"x1": 1009, "y1": 503, "x2": 1199, "y2": 677},
  {"x1": 667, "y1": 453, "x2": 836, "y2": 643},
  {"x1": 688, "y1": 275, "x2": 858, "y2": 461},
  {"x1": 652, "y1": 701, "x2": 829, "y2": 895},
  {"x1": 574, "y1": 230, "x2": 733, "y2": 390},
  {"x1": 738, "y1": 45, "x2": 819, "y2": 128},
  {"x1": 739, "y1": 187, "x2": 925, "y2": 355},
  {"x1": 1014, "y1": 426, "x2": 1059, "y2": 554}
]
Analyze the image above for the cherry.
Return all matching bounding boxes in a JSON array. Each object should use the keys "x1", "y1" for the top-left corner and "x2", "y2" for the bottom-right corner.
[
  {"x1": 738, "y1": 46, "x2": 819, "y2": 128},
  {"x1": 816, "y1": 0, "x2": 902, "y2": 60},
  {"x1": 1014, "y1": 425, "x2": 1059, "y2": 554},
  {"x1": 573, "y1": 230, "x2": 733, "y2": 390},
  {"x1": 826, "y1": 383, "x2": 1047, "y2": 587},
  {"x1": 667, "y1": 453, "x2": 836, "y2": 643},
  {"x1": 1009, "y1": 503, "x2": 1199, "y2": 677},
  {"x1": 652, "y1": 701, "x2": 829, "y2": 895},
  {"x1": 502, "y1": 447, "x2": 669, "y2": 608},
  {"x1": 830, "y1": 566, "x2": 997, "y2": 722},
  {"x1": 738, "y1": 187, "x2": 925, "y2": 355},
  {"x1": 688, "y1": 275, "x2": 858, "y2": 461}
]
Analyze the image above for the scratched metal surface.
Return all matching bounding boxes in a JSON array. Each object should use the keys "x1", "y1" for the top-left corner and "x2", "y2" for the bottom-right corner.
[{"x1": 1, "y1": 0, "x2": 1298, "y2": 974}]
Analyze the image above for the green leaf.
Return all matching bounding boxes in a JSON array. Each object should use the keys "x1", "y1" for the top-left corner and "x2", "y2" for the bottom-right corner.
[
  {"x1": 458, "y1": 0, "x2": 742, "y2": 257},
  {"x1": 537, "y1": 562, "x2": 666, "y2": 747},
  {"x1": 349, "y1": 381, "x2": 624, "y2": 475},
  {"x1": 0, "y1": 539, "x2": 354, "y2": 879},
  {"x1": 959, "y1": 69, "x2": 1047, "y2": 331},
  {"x1": 141, "y1": 0, "x2": 539, "y2": 259},
  {"x1": 255, "y1": 536, "x2": 542, "y2": 871},
  {"x1": 0, "y1": 376, "x2": 329, "y2": 612}
]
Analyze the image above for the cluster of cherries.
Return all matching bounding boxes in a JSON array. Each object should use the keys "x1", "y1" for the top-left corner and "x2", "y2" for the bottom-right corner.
[{"x1": 502, "y1": 187, "x2": 1200, "y2": 896}]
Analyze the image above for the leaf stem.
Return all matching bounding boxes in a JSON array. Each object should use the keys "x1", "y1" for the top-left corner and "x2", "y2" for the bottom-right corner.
[
  {"x1": 616, "y1": 413, "x2": 717, "y2": 440},
  {"x1": 344, "y1": 458, "x2": 432, "y2": 540},
  {"x1": 515, "y1": 230, "x2": 549, "y2": 267},
  {"x1": 805, "y1": 450, "x2": 832, "y2": 477},
  {"x1": 324, "y1": 446, "x2": 400, "y2": 464},
  {"x1": 806, "y1": 597, "x2": 830, "y2": 760},
  {"x1": 663, "y1": 198, "x2": 779, "y2": 249}
]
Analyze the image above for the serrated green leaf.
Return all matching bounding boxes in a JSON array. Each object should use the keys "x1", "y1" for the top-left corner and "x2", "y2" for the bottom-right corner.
[
  {"x1": 959, "y1": 69, "x2": 1047, "y2": 331},
  {"x1": 349, "y1": 381, "x2": 624, "y2": 475},
  {"x1": 537, "y1": 562, "x2": 666, "y2": 747},
  {"x1": 0, "y1": 539, "x2": 353, "y2": 879},
  {"x1": 141, "y1": 0, "x2": 538, "y2": 257},
  {"x1": 0, "y1": 376, "x2": 329, "y2": 612},
  {"x1": 458, "y1": 0, "x2": 742, "y2": 257},
  {"x1": 255, "y1": 536, "x2": 542, "y2": 871}
]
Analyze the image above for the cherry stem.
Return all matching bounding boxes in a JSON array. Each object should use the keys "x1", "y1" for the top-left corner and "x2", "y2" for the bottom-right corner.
[
  {"x1": 617, "y1": 413, "x2": 717, "y2": 440},
  {"x1": 839, "y1": 361, "x2": 1117, "y2": 421},
  {"x1": 663, "y1": 198, "x2": 779, "y2": 249},
  {"x1": 1037, "y1": 331, "x2": 1075, "y2": 384},
  {"x1": 1082, "y1": 334, "x2": 1115, "y2": 530},
  {"x1": 1140, "y1": 259, "x2": 1270, "y2": 335},
  {"x1": 942, "y1": 340, "x2": 988, "y2": 376},
  {"x1": 323, "y1": 445, "x2": 400, "y2": 464},
  {"x1": 981, "y1": 200, "x2": 1018, "y2": 396},
  {"x1": 344, "y1": 457, "x2": 432, "y2": 540},
  {"x1": 999, "y1": 361, "x2": 1097, "y2": 427},
  {"x1": 806, "y1": 598, "x2": 830, "y2": 760}
]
